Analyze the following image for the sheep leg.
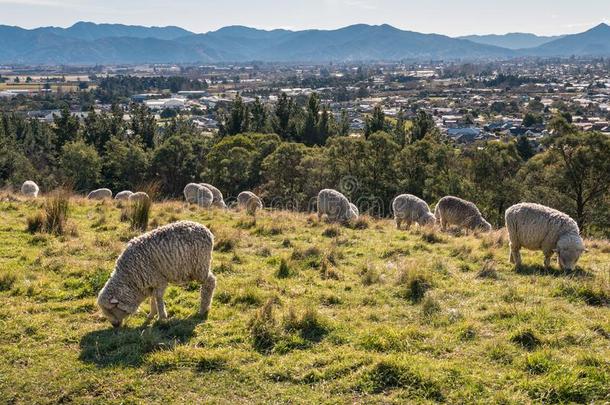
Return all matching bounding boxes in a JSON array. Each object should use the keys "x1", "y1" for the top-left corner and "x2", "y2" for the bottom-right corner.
[
  {"x1": 509, "y1": 243, "x2": 521, "y2": 267},
  {"x1": 154, "y1": 287, "x2": 168, "y2": 320},
  {"x1": 147, "y1": 295, "x2": 158, "y2": 320},
  {"x1": 543, "y1": 252, "x2": 552, "y2": 269},
  {"x1": 199, "y1": 273, "x2": 217, "y2": 318},
  {"x1": 405, "y1": 220, "x2": 412, "y2": 230},
  {"x1": 395, "y1": 218, "x2": 402, "y2": 230}
]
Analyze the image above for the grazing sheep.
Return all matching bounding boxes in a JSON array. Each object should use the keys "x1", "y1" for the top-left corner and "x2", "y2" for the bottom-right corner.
[
  {"x1": 129, "y1": 191, "x2": 150, "y2": 203},
  {"x1": 115, "y1": 190, "x2": 133, "y2": 201},
  {"x1": 434, "y1": 196, "x2": 492, "y2": 232},
  {"x1": 183, "y1": 183, "x2": 213, "y2": 208},
  {"x1": 317, "y1": 189, "x2": 357, "y2": 223},
  {"x1": 21, "y1": 181, "x2": 40, "y2": 198},
  {"x1": 237, "y1": 191, "x2": 263, "y2": 215},
  {"x1": 87, "y1": 188, "x2": 112, "y2": 200},
  {"x1": 349, "y1": 203, "x2": 360, "y2": 218},
  {"x1": 97, "y1": 221, "x2": 216, "y2": 328},
  {"x1": 505, "y1": 203, "x2": 585, "y2": 271},
  {"x1": 200, "y1": 183, "x2": 227, "y2": 208},
  {"x1": 392, "y1": 194, "x2": 435, "y2": 229}
]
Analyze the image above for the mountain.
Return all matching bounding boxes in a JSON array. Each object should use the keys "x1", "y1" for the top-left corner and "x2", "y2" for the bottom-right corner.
[
  {"x1": 37, "y1": 21, "x2": 193, "y2": 41},
  {"x1": 0, "y1": 21, "x2": 608, "y2": 64},
  {"x1": 523, "y1": 23, "x2": 610, "y2": 56},
  {"x1": 459, "y1": 33, "x2": 562, "y2": 49}
]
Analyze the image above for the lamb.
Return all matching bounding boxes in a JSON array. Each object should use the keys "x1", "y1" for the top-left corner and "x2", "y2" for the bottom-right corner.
[
  {"x1": 317, "y1": 189, "x2": 358, "y2": 223},
  {"x1": 392, "y1": 194, "x2": 435, "y2": 229},
  {"x1": 434, "y1": 196, "x2": 492, "y2": 232},
  {"x1": 200, "y1": 183, "x2": 227, "y2": 209},
  {"x1": 183, "y1": 183, "x2": 213, "y2": 208},
  {"x1": 97, "y1": 221, "x2": 216, "y2": 328},
  {"x1": 21, "y1": 181, "x2": 40, "y2": 198},
  {"x1": 505, "y1": 203, "x2": 585, "y2": 271},
  {"x1": 115, "y1": 190, "x2": 133, "y2": 201},
  {"x1": 87, "y1": 188, "x2": 112, "y2": 200},
  {"x1": 128, "y1": 191, "x2": 150, "y2": 203},
  {"x1": 237, "y1": 191, "x2": 263, "y2": 215}
]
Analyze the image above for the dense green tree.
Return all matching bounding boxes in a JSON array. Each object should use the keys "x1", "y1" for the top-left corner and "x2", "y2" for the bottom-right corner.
[
  {"x1": 301, "y1": 93, "x2": 321, "y2": 145},
  {"x1": 102, "y1": 138, "x2": 150, "y2": 192},
  {"x1": 60, "y1": 140, "x2": 101, "y2": 192},
  {"x1": 410, "y1": 110, "x2": 437, "y2": 143},
  {"x1": 364, "y1": 105, "x2": 386, "y2": 138},
  {"x1": 53, "y1": 106, "x2": 80, "y2": 148},
  {"x1": 150, "y1": 134, "x2": 205, "y2": 196},
  {"x1": 250, "y1": 97, "x2": 268, "y2": 133}
]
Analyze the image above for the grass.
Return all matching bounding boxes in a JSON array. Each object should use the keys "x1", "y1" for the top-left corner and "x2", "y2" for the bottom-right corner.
[{"x1": 0, "y1": 194, "x2": 609, "y2": 403}]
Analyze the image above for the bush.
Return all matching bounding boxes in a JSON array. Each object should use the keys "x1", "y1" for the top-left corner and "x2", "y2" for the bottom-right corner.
[
  {"x1": 397, "y1": 267, "x2": 433, "y2": 303},
  {"x1": 26, "y1": 191, "x2": 70, "y2": 235},
  {"x1": 128, "y1": 198, "x2": 151, "y2": 232}
]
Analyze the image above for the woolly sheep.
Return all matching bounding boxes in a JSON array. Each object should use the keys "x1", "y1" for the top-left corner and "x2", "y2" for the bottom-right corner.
[
  {"x1": 434, "y1": 196, "x2": 492, "y2": 232},
  {"x1": 21, "y1": 181, "x2": 39, "y2": 198},
  {"x1": 87, "y1": 188, "x2": 112, "y2": 200},
  {"x1": 237, "y1": 191, "x2": 263, "y2": 215},
  {"x1": 200, "y1": 183, "x2": 227, "y2": 209},
  {"x1": 349, "y1": 203, "x2": 360, "y2": 218},
  {"x1": 129, "y1": 191, "x2": 150, "y2": 203},
  {"x1": 392, "y1": 194, "x2": 435, "y2": 229},
  {"x1": 115, "y1": 190, "x2": 133, "y2": 201},
  {"x1": 317, "y1": 189, "x2": 357, "y2": 223},
  {"x1": 505, "y1": 203, "x2": 585, "y2": 271},
  {"x1": 97, "y1": 221, "x2": 216, "y2": 328},
  {"x1": 183, "y1": 183, "x2": 213, "y2": 208}
]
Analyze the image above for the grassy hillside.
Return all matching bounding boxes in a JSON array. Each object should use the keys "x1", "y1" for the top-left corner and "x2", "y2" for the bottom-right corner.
[{"x1": 0, "y1": 193, "x2": 609, "y2": 403}]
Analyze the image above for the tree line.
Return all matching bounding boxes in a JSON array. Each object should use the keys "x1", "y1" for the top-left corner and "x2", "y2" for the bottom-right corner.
[{"x1": 1, "y1": 94, "x2": 608, "y2": 237}]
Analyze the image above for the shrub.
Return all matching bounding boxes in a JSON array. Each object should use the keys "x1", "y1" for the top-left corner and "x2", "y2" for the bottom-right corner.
[
  {"x1": 129, "y1": 198, "x2": 151, "y2": 231},
  {"x1": 397, "y1": 267, "x2": 433, "y2": 303},
  {"x1": 26, "y1": 191, "x2": 70, "y2": 235}
]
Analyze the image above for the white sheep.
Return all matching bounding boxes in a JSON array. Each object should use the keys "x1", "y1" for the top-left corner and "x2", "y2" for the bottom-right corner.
[
  {"x1": 114, "y1": 190, "x2": 133, "y2": 201},
  {"x1": 349, "y1": 203, "x2": 360, "y2": 218},
  {"x1": 317, "y1": 189, "x2": 357, "y2": 223},
  {"x1": 434, "y1": 196, "x2": 492, "y2": 232},
  {"x1": 21, "y1": 181, "x2": 40, "y2": 198},
  {"x1": 87, "y1": 188, "x2": 113, "y2": 200},
  {"x1": 237, "y1": 191, "x2": 263, "y2": 215},
  {"x1": 392, "y1": 194, "x2": 435, "y2": 229},
  {"x1": 505, "y1": 203, "x2": 585, "y2": 271},
  {"x1": 97, "y1": 221, "x2": 216, "y2": 327},
  {"x1": 183, "y1": 183, "x2": 213, "y2": 208},
  {"x1": 128, "y1": 191, "x2": 150, "y2": 203},
  {"x1": 200, "y1": 183, "x2": 227, "y2": 209}
]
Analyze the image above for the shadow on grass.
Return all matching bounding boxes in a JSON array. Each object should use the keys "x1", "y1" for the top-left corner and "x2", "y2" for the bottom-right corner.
[
  {"x1": 79, "y1": 316, "x2": 202, "y2": 367},
  {"x1": 515, "y1": 264, "x2": 591, "y2": 278}
]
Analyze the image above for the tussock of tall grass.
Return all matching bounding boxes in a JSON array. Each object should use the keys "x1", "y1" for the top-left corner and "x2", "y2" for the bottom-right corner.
[
  {"x1": 26, "y1": 190, "x2": 70, "y2": 235},
  {"x1": 129, "y1": 198, "x2": 151, "y2": 231}
]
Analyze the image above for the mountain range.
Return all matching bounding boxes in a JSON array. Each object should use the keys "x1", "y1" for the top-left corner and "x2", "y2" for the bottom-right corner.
[{"x1": 0, "y1": 22, "x2": 609, "y2": 64}]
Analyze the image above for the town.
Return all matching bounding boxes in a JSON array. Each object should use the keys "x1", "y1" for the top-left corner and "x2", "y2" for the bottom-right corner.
[{"x1": 2, "y1": 59, "x2": 609, "y2": 145}]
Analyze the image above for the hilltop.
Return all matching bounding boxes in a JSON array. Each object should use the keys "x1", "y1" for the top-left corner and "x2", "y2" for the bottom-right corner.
[{"x1": 0, "y1": 194, "x2": 609, "y2": 403}]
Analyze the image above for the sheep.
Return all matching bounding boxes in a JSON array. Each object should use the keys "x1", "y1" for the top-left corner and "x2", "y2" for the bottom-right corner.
[
  {"x1": 21, "y1": 181, "x2": 40, "y2": 198},
  {"x1": 183, "y1": 183, "x2": 213, "y2": 208},
  {"x1": 505, "y1": 203, "x2": 585, "y2": 271},
  {"x1": 87, "y1": 188, "x2": 112, "y2": 200},
  {"x1": 129, "y1": 191, "x2": 150, "y2": 203},
  {"x1": 434, "y1": 196, "x2": 492, "y2": 232},
  {"x1": 200, "y1": 183, "x2": 227, "y2": 209},
  {"x1": 349, "y1": 203, "x2": 360, "y2": 218},
  {"x1": 97, "y1": 221, "x2": 216, "y2": 328},
  {"x1": 317, "y1": 189, "x2": 357, "y2": 223},
  {"x1": 115, "y1": 190, "x2": 133, "y2": 201},
  {"x1": 392, "y1": 194, "x2": 435, "y2": 229},
  {"x1": 237, "y1": 191, "x2": 263, "y2": 215}
]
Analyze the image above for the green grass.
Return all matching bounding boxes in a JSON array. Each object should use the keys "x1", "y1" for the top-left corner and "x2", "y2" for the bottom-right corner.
[{"x1": 0, "y1": 194, "x2": 609, "y2": 403}]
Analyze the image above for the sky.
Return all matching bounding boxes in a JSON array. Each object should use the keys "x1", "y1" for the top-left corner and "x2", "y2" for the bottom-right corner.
[{"x1": 0, "y1": 0, "x2": 608, "y2": 36}]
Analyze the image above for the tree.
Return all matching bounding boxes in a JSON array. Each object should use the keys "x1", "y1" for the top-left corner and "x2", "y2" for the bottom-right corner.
[
  {"x1": 130, "y1": 104, "x2": 157, "y2": 148},
  {"x1": 338, "y1": 110, "x2": 350, "y2": 137},
  {"x1": 364, "y1": 105, "x2": 386, "y2": 138},
  {"x1": 227, "y1": 94, "x2": 249, "y2": 135},
  {"x1": 515, "y1": 135, "x2": 535, "y2": 161},
  {"x1": 301, "y1": 93, "x2": 321, "y2": 145},
  {"x1": 250, "y1": 97, "x2": 268, "y2": 133},
  {"x1": 60, "y1": 140, "x2": 101, "y2": 191},
  {"x1": 102, "y1": 138, "x2": 150, "y2": 192},
  {"x1": 410, "y1": 110, "x2": 437, "y2": 143},
  {"x1": 523, "y1": 112, "x2": 543, "y2": 127},
  {"x1": 53, "y1": 106, "x2": 80, "y2": 148},
  {"x1": 520, "y1": 132, "x2": 610, "y2": 231}
]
